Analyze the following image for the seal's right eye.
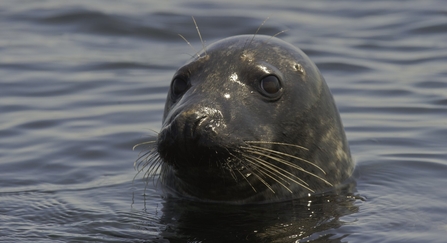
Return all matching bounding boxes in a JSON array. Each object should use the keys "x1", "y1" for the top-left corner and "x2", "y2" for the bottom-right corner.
[
  {"x1": 171, "y1": 78, "x2": 188, "y2": 97},
  {"x1": 260, "y1": 75, "x2": 281, "y2": 95}
]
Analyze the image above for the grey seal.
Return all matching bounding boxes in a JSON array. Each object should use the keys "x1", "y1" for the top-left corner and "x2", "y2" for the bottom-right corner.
[{"x1": 136, "y1": 34, "x2": 354, "y2": 203}]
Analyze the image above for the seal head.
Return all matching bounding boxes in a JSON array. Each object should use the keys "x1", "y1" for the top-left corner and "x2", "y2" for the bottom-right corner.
[{"x1": 154, "y1": 35, "x2": 353, "y2": 203}]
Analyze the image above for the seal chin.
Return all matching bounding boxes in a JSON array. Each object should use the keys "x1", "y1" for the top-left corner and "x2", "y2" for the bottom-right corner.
[{"x1": 136, "y1": 34, "x2": 354, "y2": 203}]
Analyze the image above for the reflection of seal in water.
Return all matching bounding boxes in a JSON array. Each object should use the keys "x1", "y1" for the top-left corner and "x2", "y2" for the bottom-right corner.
[{"x1": 136, "y1": 35, "x2": 354, "y2": 203}]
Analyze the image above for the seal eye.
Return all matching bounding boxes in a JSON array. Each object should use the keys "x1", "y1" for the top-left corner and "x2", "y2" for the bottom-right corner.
[
  {"x1": 260, "y1": 75, "x2": 281, "y2": 95},
  {"x1": 171, "y1": 78, "x2": 189, "y2": 97}
]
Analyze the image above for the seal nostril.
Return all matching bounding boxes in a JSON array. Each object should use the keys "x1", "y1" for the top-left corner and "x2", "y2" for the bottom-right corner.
[{"x1": 192, "y1": 115, "x2": 208, "y2": 139}]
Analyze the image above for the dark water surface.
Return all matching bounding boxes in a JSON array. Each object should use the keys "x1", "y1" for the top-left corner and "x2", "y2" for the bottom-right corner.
[{"x1": 1, "y1": 0, "x2": 447, "y2": 242}]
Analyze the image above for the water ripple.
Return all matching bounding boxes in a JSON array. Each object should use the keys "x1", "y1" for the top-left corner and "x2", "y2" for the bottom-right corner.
[{"x1": 1, "y1": 0, "x2": 447, "y2": 242}]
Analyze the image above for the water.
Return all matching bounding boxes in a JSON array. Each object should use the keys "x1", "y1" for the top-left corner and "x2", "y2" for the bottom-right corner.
[{"x1": 1, "y1": 0, "x2": 446, "y2": 242}]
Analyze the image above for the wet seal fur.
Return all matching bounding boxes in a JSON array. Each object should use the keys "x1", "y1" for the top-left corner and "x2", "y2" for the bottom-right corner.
[{"x1": 135, "y1": 34, "x2": 354, "y2": 203}]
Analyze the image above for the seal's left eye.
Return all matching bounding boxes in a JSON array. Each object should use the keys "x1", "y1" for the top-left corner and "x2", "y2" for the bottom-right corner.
[
  {"x1": 260, "y1": 75, "x2": 281, "y2": 95},
  {"x1": 171, "y1": 78, "x2": 188, "y2": 97}
]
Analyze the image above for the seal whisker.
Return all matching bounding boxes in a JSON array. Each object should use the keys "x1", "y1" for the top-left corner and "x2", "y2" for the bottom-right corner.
[
  {"x1": 133, "y1": 145, "x2": 162, "y2": 186},
  {"x1": 259, "y1": 29, "x2": 289, "y2": 49},
  {"x1": 143, "y1": 158, "x2": 162, "y2": 184},
  {"x1": 245, "y1": 141, "x2": 309, "y2": 151},
  {"x1": 136, "y1": 157, "x2": 155, "y2": 179},
  {"x1": 243, "y1": 147, "x2": 333, "y2": 187},
  {"x1": 136, "y1": 146, "x2": 158, "y2": 167},
  {"x1": 244, "y1": 144, "x2": 326, "y2": 174},
  {"x1": 191, "y1": 16, "x2": 207, "y2": 57},
  {"x1": 244, "y1": 15, "x2": 271, "y2": 51},
  {"x1": 248, "y1": 149, "x2": 332, "y2": 187},
  {"x1": 133, "y1": 156, "x2": 152, "y2": 182},
  {"x1": 234, "y1": 168, "x2": 258, "y2": 193},
  {"x1": 238, "y1": 156, "x2": 276, "y2": 194},
  {"x1": 178, "y1": 34, "x2": 201, "y2": 59},
  {"x1": 243, "y1": 154, "x2": 315, "y2": 193},
  {"x1": 225, "y1": 150, "x2": 243, "y2": 182},
  {"x1": 244, "y1": 156, "x2": 293, "y2": 194},
  {"x1": 134, "y1": 150, "x2": 152, "y2": 170},
  {"x1": 226, "y1": 151, "x2": 265, "y2": 193},
  {"x1": 241, "y1": 153, "x2": 309, "y2": 186},
  {"x1": 132, "y1": 140, "x2": 157, "y2": 151},
  {"x1": 223, "y1": 159, "x2": 238, "y2": 182},
  {"x1": 269, "y1": 29, "x2": 289, "y2": 42},
  {"x1": 248, "y1": 168, "x2": 276, "y2": 194},
  {"x1": 147, "y1": 155, "x2": 163, "y2": 176},
  {"x1": 243, "y1": 155, "x2": 291, "y2": 186}
]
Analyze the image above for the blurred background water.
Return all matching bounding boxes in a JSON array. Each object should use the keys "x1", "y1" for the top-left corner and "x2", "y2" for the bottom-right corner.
[{"x1": 1, "y1": 0, "x2": 446, "y2": 242}]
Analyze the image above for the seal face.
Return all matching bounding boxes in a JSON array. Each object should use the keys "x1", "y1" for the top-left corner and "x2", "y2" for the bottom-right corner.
[{"x1": 145, "y1": 35, "x2": 354, "y2": 203}]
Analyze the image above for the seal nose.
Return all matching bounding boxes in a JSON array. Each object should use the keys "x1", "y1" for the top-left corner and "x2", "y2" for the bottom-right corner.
[
  {"x1": 191, "y1": 107, "x2": 225, "y2": 140},
  {"x1": 157, "y1": 106, "x2": 226, "y2": 159},
  {"x1": 179, "y1": 106, "x2": 225, "y2": 144}
]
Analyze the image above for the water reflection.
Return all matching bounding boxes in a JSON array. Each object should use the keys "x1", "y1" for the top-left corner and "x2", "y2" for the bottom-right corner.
[{"x1": 151, "y1": 181, "x2": 358, "y2": 242}]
